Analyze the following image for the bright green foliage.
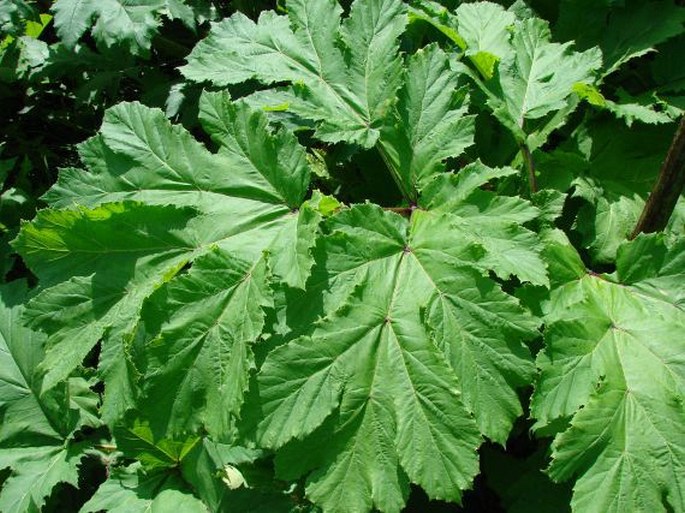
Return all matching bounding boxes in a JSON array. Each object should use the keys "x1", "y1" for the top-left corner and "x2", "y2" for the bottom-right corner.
[
  {"x1": 13, "y1": 98, "x2": 313, "y2": 433},
  {"x1": 573, "y1": 83, "x2": 676, "y2": 127},
  {"x1": 532, "y1": 234, "x2": 685, "y2": 513},
  {"x1": 482, "y1": 17, "x2": 601, "y2": 143},
  {"x1": 138, "y1": 249, "x2": 272, "y2": 441},
  {"x1": 183, "y1": 0, "x2": 407, "y2": 147},
  {"x1": 454, "y1": 1, "x2": 515, "y2": 79},
  {"x1": 52, "y1": 0, "x2": 212, "y2": 53},
  {"x1": 409, "y1": 0, "x2": 516, "y2": 79},
  {"x1": 378, "y1": 44, "x2": 476, "y2": 198},
  {"x1": 12, "y1": 2, "x2": 548, "y2": 508},
  {"x1": 258, "y1": 190, "x2": 540, "y2": 511},
  {"x1": 409, "y1": 1, "x2": 601, "y2": 148},
  {"x1": 2, "y1": 0, "x2": 685, "y2": 512},
  {"x1": 0, "y1": 281, "x2": 98, "y2": 513}
]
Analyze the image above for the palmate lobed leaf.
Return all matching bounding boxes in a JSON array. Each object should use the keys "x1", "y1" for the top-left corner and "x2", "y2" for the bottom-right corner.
[
  {"x1": 138, "y1": 249, "x2": 272, "y2": 440},
  {"x1": 0, "y1": 445, "x2": 87, "y2": 513},
  {"x1": 532, "y1": 234, "x2": 685, "y2": 513},
  {"x1": 495, "y1": 18, "x2": 601, "y2": 126},
  {"x1": 182, "y1": 0, "x2": 407, "y2": 148},
  {"x1": 13, "y1": 2, "x2": 551, "y2": 511},
  {"x1": 378, "y1": 44, "x2": 476, "y2": 198},
  {"x1": 255, "y1": 169, "x2": 543, "y2": 512},
  {"x1": 8, "y1": 1, "x2": 567, "y2": 511},
  {"x1": 13, "y1": 95, "x2": 314, "y2": 438}
]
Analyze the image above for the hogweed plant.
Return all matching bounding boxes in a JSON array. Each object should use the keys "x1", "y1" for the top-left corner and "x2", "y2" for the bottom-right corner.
[{"x1": 1, "y1": 1, "x2": 684, "y2": 512}]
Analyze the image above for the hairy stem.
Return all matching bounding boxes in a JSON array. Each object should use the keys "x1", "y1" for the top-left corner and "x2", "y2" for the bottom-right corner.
[
  {"x1": 520, "y1": 143, "x2": 538, "y2": 194},
  {"x1": 630, "y1": 116, "x2": 685, "y2": 238}
]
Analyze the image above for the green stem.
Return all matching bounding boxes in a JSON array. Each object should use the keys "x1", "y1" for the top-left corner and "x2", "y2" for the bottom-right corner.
[
  {"x1": 520, "y1": 143, "x2": 538, "y2": 195},
  {"x1": 377, "y1": 143, "x2": 416, "y2": 205},
  {"x1": 94, "y1": 444, "x2": 117, "y2": 453}
]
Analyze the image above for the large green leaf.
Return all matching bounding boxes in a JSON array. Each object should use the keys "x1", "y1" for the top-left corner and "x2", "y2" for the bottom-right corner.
[
  {"x1": 0, "y1": 445, "x2": 86, "y2": 513},
  {"x1": 411, "y1": 161, "x2": 546, "y2": 288},
  {"x1": 255, "y1": 165, "x2": 543, "y2": 512},
  {"x1": 0, "y1": 281, "x2": 97, "y2": 513},
  {"x1": 532, "y1": 234, "x2": 685, "y2": 513},
  {"x1": 13, "y1": 98, "x2": 313, "y2": 432},
  {"x1": 138, "y1": 250, "x2": 272, "y2": 440},
  {"x1": 182, "y1": 0, "x2": 407, "y2": 148},
  {"x1": 408, "y1": 0, "x2": 515, "y2": 80},
  {"x1": 488, "y1": 17, "x2": 601, "y2": 141},
  {"x1": 183, "y1": 2, "x2": 484, "y2": 208}
]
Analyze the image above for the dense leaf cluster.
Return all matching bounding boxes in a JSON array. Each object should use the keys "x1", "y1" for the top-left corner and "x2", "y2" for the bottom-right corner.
[{"x1": 1, "y1": 1, "x2": 684, "y2": 512}]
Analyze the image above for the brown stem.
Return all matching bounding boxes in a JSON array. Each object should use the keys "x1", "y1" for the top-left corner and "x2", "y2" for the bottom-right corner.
[
  {"x1": 385, "y1": 206, "x2": 416, "y2": 218},
  {"x1": 520, "y1": 143, "x2": 538, "y2": 194},
  {"x1": 630, "y1": 116, "x2": 685, "y2": 238}
]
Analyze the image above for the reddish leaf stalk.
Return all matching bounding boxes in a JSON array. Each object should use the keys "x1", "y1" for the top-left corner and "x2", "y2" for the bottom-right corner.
[
  {"x1": 630, "y1": 116, "x2": 685, "y2": 238},
  {"x1": 385, "y1": 205, "x2": 417, "y2": 218}
]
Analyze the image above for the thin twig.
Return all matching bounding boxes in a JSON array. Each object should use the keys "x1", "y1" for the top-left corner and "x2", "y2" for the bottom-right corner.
[{"x1": 630, "y1": 116, "x2": 685, "y2": 238}]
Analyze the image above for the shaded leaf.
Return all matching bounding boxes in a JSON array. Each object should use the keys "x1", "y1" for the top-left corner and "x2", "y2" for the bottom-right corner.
[{"x1": 81, "y1": 462, "x2": 206, "y2": 513}]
